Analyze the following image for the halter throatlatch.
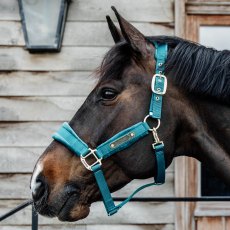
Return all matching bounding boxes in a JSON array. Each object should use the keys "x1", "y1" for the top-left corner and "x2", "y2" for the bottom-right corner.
[{"x1": 52, "y1": 42, "x2": 168, "y2": 216}]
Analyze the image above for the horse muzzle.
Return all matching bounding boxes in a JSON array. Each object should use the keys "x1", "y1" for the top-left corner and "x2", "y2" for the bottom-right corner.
[{"x1": 32, "y1": 178, "x2": 89, "y2": 221}]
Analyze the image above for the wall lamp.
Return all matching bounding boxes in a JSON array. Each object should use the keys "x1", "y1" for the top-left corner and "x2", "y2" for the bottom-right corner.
[{"x1": 18, "y1": 0, "x2": 70, "y2": 53}]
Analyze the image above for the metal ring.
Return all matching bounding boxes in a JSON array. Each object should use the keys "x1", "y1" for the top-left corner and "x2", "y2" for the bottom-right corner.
[{"x1": 143, "y1": 115, "x2": 161, "y2": 131}]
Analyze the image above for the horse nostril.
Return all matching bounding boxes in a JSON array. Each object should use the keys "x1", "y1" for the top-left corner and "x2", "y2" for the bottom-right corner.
[
  {"x1": 32, "y1": 179, "x2": 46, "y2": 202},
  {"x1": 65, "y1": 184, "x2": 81, "y2": 198}
]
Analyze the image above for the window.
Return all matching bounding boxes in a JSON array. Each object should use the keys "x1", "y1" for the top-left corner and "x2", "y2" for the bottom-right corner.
[
  {"x1": 200, "y1": 26, "x2": 230, "y2": 50},
  {"x1": 199, "y1": 26, "x2": 230, "y2": 196}
]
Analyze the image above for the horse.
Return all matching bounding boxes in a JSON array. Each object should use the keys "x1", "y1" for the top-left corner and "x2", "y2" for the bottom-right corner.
[{"x1": 30, "y1": 7, "x2": 230, "y2": 222}]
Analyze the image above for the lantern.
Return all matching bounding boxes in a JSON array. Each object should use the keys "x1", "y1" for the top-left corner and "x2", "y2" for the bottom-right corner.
[{"x1": 18, "y1": 0, "x2": 70, "y2": 52}]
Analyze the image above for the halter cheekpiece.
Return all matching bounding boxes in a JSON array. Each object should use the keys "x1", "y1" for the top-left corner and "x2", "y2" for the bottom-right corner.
[{"x1": 52, "y1": 42, "x2": 168, "y2": 216}]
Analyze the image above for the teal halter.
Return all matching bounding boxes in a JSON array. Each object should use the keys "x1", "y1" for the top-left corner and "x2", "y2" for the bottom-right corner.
[{"x1": 52, "y1": 42, "x2": 168, "y2": 216}]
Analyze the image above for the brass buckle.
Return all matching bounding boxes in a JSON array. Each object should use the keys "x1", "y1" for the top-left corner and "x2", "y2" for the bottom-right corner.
[
  {"x1": 80, "y1": 149, "x2": 102, "y2": 171},
  {"x1": 151, "y1": 74, "x2": 167, "y2": 95}
]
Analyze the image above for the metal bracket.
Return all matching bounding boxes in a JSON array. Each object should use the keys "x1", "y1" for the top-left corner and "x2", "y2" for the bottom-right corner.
[
  {"x1": 80, "y1": 149, "x2": 102, "y2": 171},
  {"x1": 152, "y1": 128, "x2": 164, "y2": 149}
]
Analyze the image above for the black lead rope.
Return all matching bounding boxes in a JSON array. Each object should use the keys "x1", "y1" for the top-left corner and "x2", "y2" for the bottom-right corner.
[
  {"x1": 0, "y1": 200, "x2": 33, "y2": 221},
  {"x1": 114, "y1": 197, "x2": 230, "y2": 202},
  {"x1": 1, "y1": 197, "x2": 230, "y2": 230},
  {"x1": 1, "y1": 197, "x2": 230, "y2": 222},
  {"x1": 0, "y1": 199, "x2": 38, "y2": 230}
]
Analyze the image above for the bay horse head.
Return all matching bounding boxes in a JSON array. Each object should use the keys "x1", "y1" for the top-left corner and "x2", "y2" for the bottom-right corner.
[{"x1": 30, "y1": 7, "x2": 230, "y2": 221}]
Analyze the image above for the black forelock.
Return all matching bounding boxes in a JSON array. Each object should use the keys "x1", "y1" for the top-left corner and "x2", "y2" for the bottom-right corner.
[{"x1": 96, "y1": 41, "x2": 141, "y2": 83}]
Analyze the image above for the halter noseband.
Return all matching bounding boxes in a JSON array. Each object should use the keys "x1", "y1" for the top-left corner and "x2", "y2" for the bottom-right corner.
[{"x1": 52, "y1": 42, "x2": 168, "y2": 216}]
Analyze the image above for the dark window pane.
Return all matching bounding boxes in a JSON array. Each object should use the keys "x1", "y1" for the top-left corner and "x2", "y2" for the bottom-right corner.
[
  {"x1": 201, "y1": 164, "x2": 230, "y2": 196},
  {"x1": 200, "y1": 26, "x2": 230, "y2": 197}
]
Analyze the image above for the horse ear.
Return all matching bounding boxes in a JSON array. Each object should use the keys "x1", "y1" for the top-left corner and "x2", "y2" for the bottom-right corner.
[
  {"x1": 106, "y1": 15, "x2": 123, "y2": 43},
  {"x1": 111, "y1": 6, "x2": 153, "y2": 57}
]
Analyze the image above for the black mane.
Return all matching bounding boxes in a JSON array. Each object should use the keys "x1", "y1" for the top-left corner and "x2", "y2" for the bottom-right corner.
[
  {"x1": 98, "y1": 36, "x2": 230, "y2": 102},
  {"x1": 150, "y1": 36, "x2": 230, "y2": 102}
]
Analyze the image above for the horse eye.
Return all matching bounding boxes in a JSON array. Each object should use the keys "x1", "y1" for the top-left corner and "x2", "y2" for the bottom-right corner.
[{"x1": 101, "y1": 89, "x2": 117, "y2": 100}]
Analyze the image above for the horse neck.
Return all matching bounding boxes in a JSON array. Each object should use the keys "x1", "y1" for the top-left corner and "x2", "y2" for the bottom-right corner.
[{"x1": 173, "y1": 88, "x2": 230, "y2": 185}]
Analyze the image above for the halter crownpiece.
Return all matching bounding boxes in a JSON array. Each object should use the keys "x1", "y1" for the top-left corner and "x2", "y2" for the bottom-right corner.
[{"x1": 52, "y1": 42, "x2": 168, "y2": 216}]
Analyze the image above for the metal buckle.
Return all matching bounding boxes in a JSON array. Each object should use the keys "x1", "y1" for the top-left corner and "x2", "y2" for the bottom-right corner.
[
  {"x1": 151, "y1": 74, "x2": 167, "y2": 95},
  {"x1": 152, "y1": 141, "x2": 164, "y2": 149},
  {"x1": 152, "y1": 128, "x2": 164, "y2": 149},
  {"x1": 80, "y1": 149, "x2": 102, "y2": 171}
]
